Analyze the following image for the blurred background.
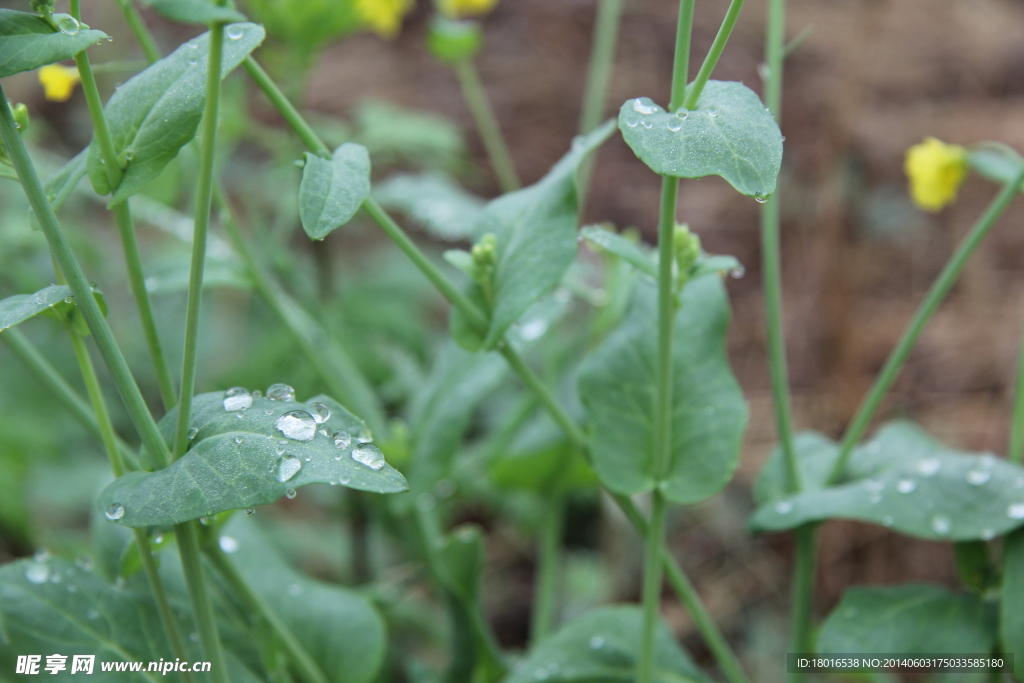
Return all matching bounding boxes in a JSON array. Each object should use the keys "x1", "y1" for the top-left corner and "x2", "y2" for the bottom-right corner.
[{"x1": 3, "y1": 0, "x2": 1024, "y2": 679}]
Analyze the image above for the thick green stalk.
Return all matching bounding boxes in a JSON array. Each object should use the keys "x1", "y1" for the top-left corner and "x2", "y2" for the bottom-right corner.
[
  {"x1": 452, "y1": 59, "x2": 521, "y2": 193},
  {"x1": 682, "y1": 0, "x2": 746, "y2": 110},
  {"x1": 0, "y1": 85, "x2": 170, "y2": 467},
  {"x1": 827, "y1": 167, "x2": 1024, "y2": 484},
  {"x1": 578, "y1": 0, "x2": 624, "y2": 135},
  {"x1": 72, "y1": 9, "x2": 177, "y2": 411},
  {"x1": 1011, "y1": 316, "x2": 1024, "y2": 464},
  {"x1": 637, "y1": 491, "x2": 668, "y2": 683},
  {"x1": 172, "y1": 22, "x2": 225, "y2": 459},
  {"x1": 205, "y1": 545, "x2": 329, "y2": 683},
  {"x1": 789, "y1": 525, "x2": 817, "y2": 672},
  {"x1": 531, "y1": 495, "x2": 565, "y2": 644},
  {"x1": 176, "y1": 521, "x2": 229, "y2": 683},
  {"x1": 670, "y1": 0, "x2": 695, "y2": 110}
]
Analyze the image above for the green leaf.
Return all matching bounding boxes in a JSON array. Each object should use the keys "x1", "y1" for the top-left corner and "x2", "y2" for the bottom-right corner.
[
  {"x1": 619, "y1": 81, "x2": 783, "y2": 198},
  {"x1": 97, "y1": 391, "x2": 408, "y2": 527},
  {"x1": 0, "y1": 283, "x2": 105, "y2": 332},
  {"x1": 141, "y1": 0, "x2": 246, "y2": 25},
  {"x1": 505, "y1": 605, "x2": 709, "y2": 683},
  {"x1": 29, "y1": 147, "x2": 88, "y2": 230},
  {"x1": 298, "y1": 143, "x2": 371, "y2": 241},
  {"x1": 577, "y1": 276, "x2": 747, "y2": 504},
  {"x1": 451, "y1": 121, "x2": 615, "y2": 350},
  {"x1": 580, "y1": 225, "x2": 657, "y2": 278},
  {"x1": 489, "y1": 416, "x2": 597, "y2": 493},
  {"x1": 750, "y1": 422, "x2": 1024, "y2": 541},
  {"x1": 968, "y1": 142, "x2": 1023, "y2": 187},
  {"x1": 373, "y1": 172, "x2": 485, "y2": 241},
  {"x1": 818, "y1": 584, "x2": 996, "y2": 660},
  {"x1": 1001, "y1": 529, "x2": 1024, "y2": 667},
  {"x1": 0, "y1": 9, "x2": 109, "y2": 79},
  {"x1": 435, "y1": 524, "x2": 485, "y2": 603},
  {"x1": 221, "y1": 517, "x2": 387, "y2": 683},
  {"x1": 0, "y1": 557, "x2": 264, "y2": 681},
  {"x1": 86, "y1": 23, "x2": 265, "y2": 204},
  {"x1": 143, "y1": 252, "x2": 251, "y2": 294}
]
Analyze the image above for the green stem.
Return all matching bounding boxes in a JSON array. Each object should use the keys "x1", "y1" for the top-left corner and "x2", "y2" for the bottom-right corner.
[
  {"x1": 1010, "y1": 314, "x2": 1024, "y2": 464},
  {"x1": 0, "y1": 84, "x2": 170, "y2": 468},
  {"x1": 113, "y1": 0, "x2": 162, "y2": 64},
  {"x1": 1, "y1": 329, "x2": 139, "y2": 470},
  {"x1": 134, "y1": 531, "x2": 193, "y2": 681},
  {"x1": 682, "y1": 0, "x2": 746, "y2": 110},
  {"x1": 578, "y1": 0, "x2": 624, "y2": 135},
  {"x1": 452, "y1": 59, "x2": 521, "y2": 193},
  {"x1": 176, "y1": 521, "x2": 229, "y2": 683},
  {"x1": 789, "y1": 525, "x2": 817, "y2": 674},
  {"x1": 670, "y1": 0, "x2": 695, "y2": 110},
  {"x1": 243, "y1": 58, "x2": 329, "y2": 156},
  {"x1": 531, "y1": 495, "x2": 565, "y2": 644},
  {"x1": 205, "y1": 544, "x2": 329, "y2": 683},
  {"x1": 637, "y1": 491, "x2": 668, "y2": 683},
  {"x1": 173, "y1": 21, "x2": 225, "y2": 459},
  {"x1": 826, "y1": 167, "x2": 1024, "y2": 484}
]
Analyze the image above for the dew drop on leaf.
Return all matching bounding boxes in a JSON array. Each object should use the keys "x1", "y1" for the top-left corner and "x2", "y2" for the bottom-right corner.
[
  {"x1": 105, "y1": 503, "x2": 125, "y2": 520},
  {"x1": 25, "y1": 562, "x2": 50, "y2": 584},
  {"x1": 275, "y1": 410, "x2": 317, "y2": 441},
  {"x1": 266, "y1": 383, "x2": 295, "y2": 401},
  {"x1": 917, "y1": 458, "x2": 941, "y2": 477},
  {"x1": 187, "y1": 427, "x2": 198, "y2": 440},
  {"x1": 275, "y1": 454, "x2": 302, "y2": 482},
  {"x1": 967, "y1": 468, "x2": 991, "y2": 485},
  {"x1": 223, "y1": 387, "x2": 252, "y2": 411},
  {"x1": 930, "y1": 514, "x2": 951, "y2": 536},
  {"x1": 896, "y1": 479, "x2": 917, "y2": 494},
  {"x1": 1008, "y1": 503, "x2": 1024, "y2": 520},
  {"x1": 352, "y1": 443, "x2": 385, "y2": 470},
  {"x1": 774, "y1": 500, "x2": 793, "y2": 514},
  {"x1": 307, "y1": 402, "x2": 331, "y2": 424},
  {"x1": 226, "y1": 24, "x2": 244, "y2": 40},
  {"x1": 286, "y1": 489, "x2": 297, "y2": 499},
  {"x1": 245, "y1": 507, "x2": 256, "y2": 517}
]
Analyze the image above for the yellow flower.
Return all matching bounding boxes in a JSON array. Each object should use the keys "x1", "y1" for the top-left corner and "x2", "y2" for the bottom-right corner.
[
  {"x1": 904, "y1": 137, "x2": 968, "y2": 212},
  {"x1": 38, "y1": 64, "x2": 81, "y2": 102},
  {"x1": 354, "y1": 0, "x2": 413, "y2": 39},
  {"x1": 440, "y1": 0, "x2": 498, "y2": 18}
]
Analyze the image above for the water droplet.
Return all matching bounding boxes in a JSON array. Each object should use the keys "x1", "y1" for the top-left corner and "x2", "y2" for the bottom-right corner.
[
  {"x1": 187, "y1": 427, "x2": 198, "y2": 440},
  {"x1": 708, "y1": 108, "x2": 719, "y2": 117},
  {"x1": 307, "y1": 402, "x2": 331, "y2": 424},
  {"x1": 199, "y1": 516, "x2": 212, "y2": 526},
  {"x1": 25, "y1": 562, "x2": 50, "y2": 584},
  {"x1": 896, "y1": 479, "x2": 917, "y2": 494},
  {"x1": 775, "y1": 500, "x2": 793, "y2": 514},
  {"x1": 624, "y1": 116, "x2": 639, "y2": 128},
  {"x1": 730, "y1": 266, "x2": 746, "y2": 279},
  {"x1": 76, "y1": 556, "x2": 94, "y2": 571},
  {"x1": 981, "y1": 528, "x2": 996, "y2": 541},
  {"x1": 88, "y1": 609, "x2": 100, "y2": 620},
  {"x1": 641, "y1": 119, "x2": 653, "y2": 129},
  {"x1": 188, "y1": 40, "x2": 199, "y2": 49},
  {"x1": 245, "y1": 507, "x2": 256, "y2": 517},
  {"x1": 357, "y1": 428, "x2": 373, "y2": 443},
  {"x1": 219, "y1": 535, "x2": 239, "y2": 553},
  {"x1": 589, "y1": 636, "x2": 604, "y2": 650},
  {"x1": 266, "y1": 383, "x2": 295, "y2": 401},
  {"x1": 286, "y1": 489, "x2": 297, "y2": 499},
  {"x1": 252, "y1": 390, "x2": 262, "y2": 398},
  {"x1": 275, "y1": 410, "x2": 317, "y2": 441},
  {"x1": 265, "y1": 408, "x2": 274, "y2": 415},
  {"x1": 223, "y1": 387, "x2": 252, "y2": 411},
  {"x1": 352, "y1": 443, "x2": 386, "y2": 470},
  {"x1": 153, "y1": 533, "x2": 164, "y2": 545},
  {"x1": 882, "y1": 516, "x2": 894, "y2": 527},
  {"x1": 632, "y1": 98, "x2": 659, "y2": 115},
  {"x1": 226, "y1": 24, "x2": 244, "y2": 40},
  {"x1": 54, "y1": 13, "x2": 81, "y2": 35},
  {"x1": 234, "y1": 436, "x2": 244, "y2": 444},
  {"x1": 105, "y1": 503, "x2": 125, "y2": 520},
  {"x1": 275, "y1": 454, "x2": 302, "y2": 482},
  {"x1": 1009, "y1": 503, "x2": 1024, "y2": 519},
  {"x1": 520, "y1": 319, "x2": 548, "y2": 340},
  {"x1": 667, "y1": 118, "x2": 683, "y2": 132},
  {"x1": 34, "y1": 549, "x2": 51, "y2": 563},
  {"x1": 967, "y1": 468, "x2": 991, "y2": 485},
  {"x1": 754, "y1": 196, "x2": 767, "y2": 204},
  {"x1": 917, "y1": 458, "x2": 941, "y2": 477},
  {"x1": 930, "y1": 514, "x2": 951, "y2": 536},
  {"x1": 64, "y1": 296, "x2": 75, "y2": 304}
]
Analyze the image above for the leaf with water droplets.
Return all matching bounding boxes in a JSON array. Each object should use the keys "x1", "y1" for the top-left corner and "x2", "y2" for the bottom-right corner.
[
  {"x1": 85, "y1": 23, "x2": 265, "y2": 204},
  {"x1": 577, "y1": 276, "x2": 747, "y2": 504},
  {"x1": 506, "y1": 605, "x2": 709, "y2": 683},
  {"x1": 0, "y1": 283, "x2": 106, "y2": 333},
  {"x1": 618, "y1": 81, "x2": 783, "y2": 198},
  {"x1": 818, "y1": 584, "x2": 996, "y2": 674},
  {"x1": 96, "y1": 391, "x2": 408, "y2": 527},
  {"x1": 298, "y1": 143, "x2": 371, "y2": 241},
  {"x1": 0, "y1": 9, "x2": 109, "y2": 79},
  {"x1": 142, "y1": 0, "x2": 246, "y2": 24},
  {"x1": 450, "y1": 121, "x2": 616, "y2": 351},
  {"x1": 750, "y1": 421, "x2": 1024, "y2": 541}
]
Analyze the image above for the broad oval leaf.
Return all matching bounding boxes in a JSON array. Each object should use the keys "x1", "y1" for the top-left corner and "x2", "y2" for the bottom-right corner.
[
  {"x1": 298, "y1": 143, "x2": 371, "y2": 241},
  {"x1": 97, "y1": 391, "x2": 408, "y2": 527},
  {"x1": 0, "y1": 557, "x2": 263, "y2": 681},
  {"x1": 505, "y1": 605, "x2": 709, "y2": 683},
  {"x1": 86, "y1": 23, "x2": 265, "y2": 204},
  {"x1": 0, "y1": 283, "x2": 105, "y2": 332},
  {"x1": 450, "y1": 121, "x2": 616, "y2": 351},
  {"x1": 577, "y1": 276, "x2": 747, "y2": 504},
  {"x1": 750, "y1": 422, "x2": 1024, "y2": 541},
  {"x1": 220, "y1": 518, "x2": 387, "y2": 683},
  {"x1": 142, "y1": 0, "x2": 246, "y2": 25},
  {"x1": 819, "y1": 584, "x2": 996, "y2": 667},
  {"x1": 619, "y1": 80, "x2": 783, "y2": 198},
  {"x1": 0, "y1": 9, "x2": 109, "y2": 79}
]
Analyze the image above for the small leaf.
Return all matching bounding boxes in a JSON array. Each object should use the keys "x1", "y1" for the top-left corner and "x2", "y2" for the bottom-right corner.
[
  {"x1": 0, "y1": 9, "x2": 109, "y2": 79},
  {"x1": 142, "y1": 0, "x2": 246, "y2": 24},
  {"x1": 86, "y1": 23, "x2": 265, "y2": 204},
  {"x1": 578, "y1": 276, "x2": 747, "y2": 504},
  {"x1": 580, "y1": 225, "x2": 657, "y2": 278},
  {"x1": 97, "y1": 391, "x2": 408, "y2": 527},
  {"x1": 818, "y1": 584, "x2": 996, "y2": 663},
  {"x1": 968, "y1": 142, "x2": 1024, "y2": 187},
  {"x1": 0, "y1": 283, "x2": 104, "y2": 332},
  {"x1": 489, "y1": 416, "x2": 597, "y2": 494},
  {"x1": 750, "y1": 422, "x2": 1024, "y2": 541},
  {"x1": 619, "y1": 81, "x2": 783, "y2": 198},
  {"x1": 506, "y1": 605, "x2": 710, "y2": 683},
  {"x1": 298, "y1": 143, "x2": 371, "y2": 241},
  {"x1": 450, "y1": 121, "x2": 616, "y2": 350},
  {"x1": 373, "y1": 172, "x2": 485, "y2": 241}
]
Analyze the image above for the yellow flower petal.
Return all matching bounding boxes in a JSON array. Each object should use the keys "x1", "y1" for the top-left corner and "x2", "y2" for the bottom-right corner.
[
  {"x1": 904, "y1": 137, "x2": 967, "y2": 212},
  {"x1": 440, "y1": 0, "x2": 498, "y2": 18},
  {"x1": 354, "y1": 0, "x2": 413, "y2": 39},
  {"x1": 38, "y1": 64, "x2": 80, "y2": 103}
]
